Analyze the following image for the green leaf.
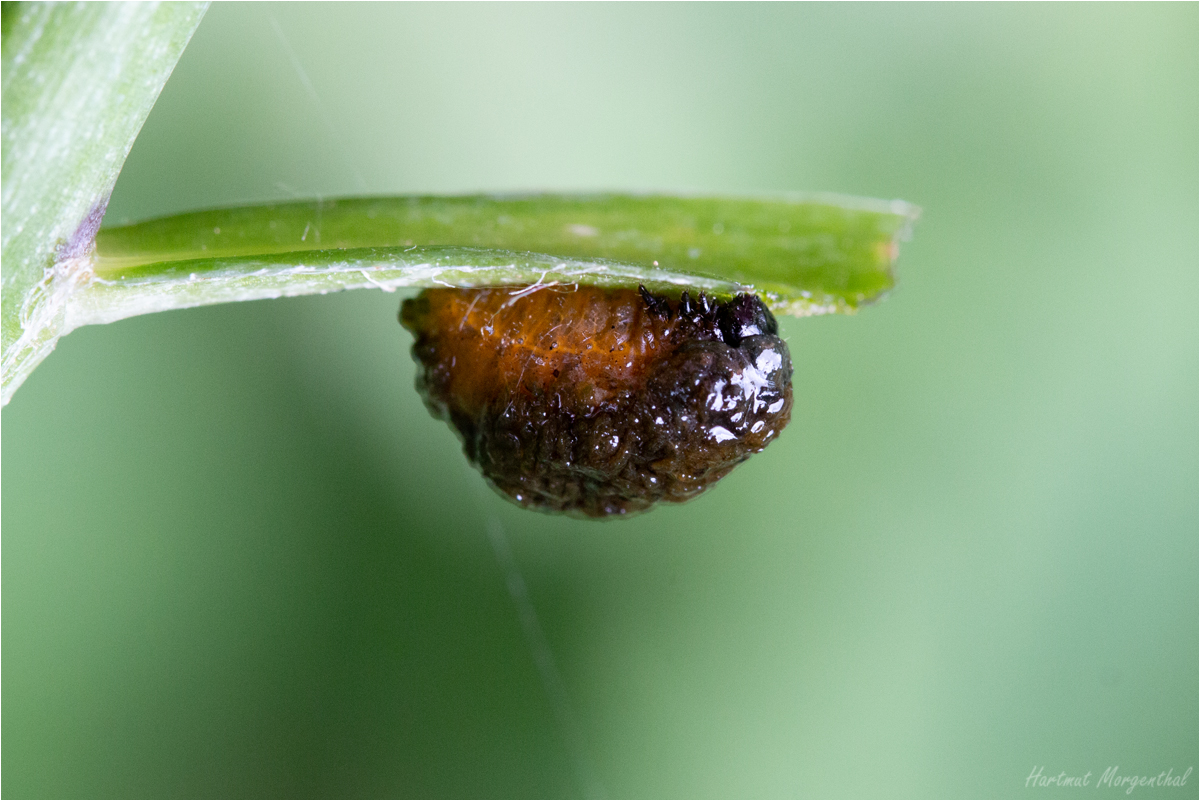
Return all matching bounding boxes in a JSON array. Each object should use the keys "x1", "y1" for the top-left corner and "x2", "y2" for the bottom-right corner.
[
  {"x1": 1, "y1": 1, "x2": 207, "y2": 405},
  {"x1": 79, "y1": 192, "x2": 917, "y2": 327},
  {"x1": 0, "y1": 7, "x2": 918, "y2": 407}
]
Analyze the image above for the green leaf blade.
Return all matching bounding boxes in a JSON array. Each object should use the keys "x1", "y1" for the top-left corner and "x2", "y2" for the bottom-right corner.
[
  {"x1": 1, "y1": 0, "x2": 207, "y2": 404},
  {"x1": 92, "y1": 192, "x2": 919, "y2": 321}
]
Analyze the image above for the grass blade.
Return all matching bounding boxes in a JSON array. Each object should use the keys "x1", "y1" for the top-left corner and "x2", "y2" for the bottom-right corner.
[
  {"x1": 1, "y1": 1, "x2": 207, "y2": 404},
  {"x1": 85, "y1": 192, "x2": 918, "y2": 329}
]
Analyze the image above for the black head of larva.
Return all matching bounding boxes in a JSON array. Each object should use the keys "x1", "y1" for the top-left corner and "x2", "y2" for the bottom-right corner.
[
  {"x1": 718, "y1": 292, "x2": 778, "y2": 344},
  {"x1": 400, "y1": 284, "x2": 793, "y2": 518}
]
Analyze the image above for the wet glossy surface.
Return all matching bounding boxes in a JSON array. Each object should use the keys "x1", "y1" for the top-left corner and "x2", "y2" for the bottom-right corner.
[{"x1": 400, "y1": 285, "x2": 793, "y2": 517}]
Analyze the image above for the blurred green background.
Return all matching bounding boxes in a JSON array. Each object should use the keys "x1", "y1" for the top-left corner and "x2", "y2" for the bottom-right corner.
[{"x1": 4, "y1": 3, "x2": 1196, "y2": 797}]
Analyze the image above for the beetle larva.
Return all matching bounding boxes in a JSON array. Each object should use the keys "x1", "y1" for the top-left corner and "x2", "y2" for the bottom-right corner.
[{"x1": 400, "y1": 284, "x2": 792, "y2": 518}]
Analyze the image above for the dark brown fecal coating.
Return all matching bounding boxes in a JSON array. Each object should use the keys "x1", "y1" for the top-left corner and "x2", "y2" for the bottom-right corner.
[{"x1": 400, "y1": 285, "x2": 793, "y2": 518}]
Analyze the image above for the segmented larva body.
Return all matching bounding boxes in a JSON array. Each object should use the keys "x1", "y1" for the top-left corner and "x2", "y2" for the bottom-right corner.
[{"x1": 400, "y1": 284, "x2": 793, "y2": 518}]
